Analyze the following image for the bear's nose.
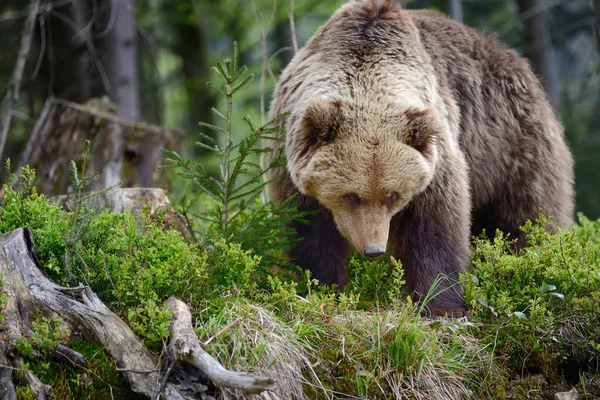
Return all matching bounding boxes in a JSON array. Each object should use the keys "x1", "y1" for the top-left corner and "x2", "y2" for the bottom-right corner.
[{"x1": 364, "y1": 245, "x2": 386, "y2": 258}]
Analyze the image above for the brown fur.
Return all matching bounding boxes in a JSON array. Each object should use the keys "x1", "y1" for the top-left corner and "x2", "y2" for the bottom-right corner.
[{"x1": 266, "y1": 0, "x2": 574, "y2": 316}]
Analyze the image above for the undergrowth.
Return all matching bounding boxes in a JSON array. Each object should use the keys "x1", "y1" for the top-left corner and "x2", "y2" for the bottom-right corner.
[{"x1": 464, "y1": 215, "x2": 600, "y2": 386}]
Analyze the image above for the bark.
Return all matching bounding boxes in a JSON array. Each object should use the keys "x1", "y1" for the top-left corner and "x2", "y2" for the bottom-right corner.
[
  {"x1": 448, "y1": 0, "x2": 463, "y2": 23},
  {"x1": 100, "y1": 0, "x2": 141, "y2": 120},
  {"x1": 0, "y1": 342, "x2": 16, "y2": 400},
  {"x1": 288, "y1": 0, "x2": 299, "y2": 54},
  {"x1": 16, "y1": 97, "x2": 183, "y2": 195},
  {"x1": 0, "y1": 228, "x2": 275, "y2": 398},
  {"x1": 0, "y1": 228, "x2": 187, "y2": 399},
  {"x1": 516, "y1": 0, "x2": 560, "y2": 109},
  {"x1": 0, "y1": 0, "x2": 41, "y2": 162}
]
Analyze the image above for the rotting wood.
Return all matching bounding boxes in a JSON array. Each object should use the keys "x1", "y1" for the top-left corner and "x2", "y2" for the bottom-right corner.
[
  {"x1": 0, "y1": 342, "x2": 17, "y2": 400},
  {"x1": 16, "y1": 97, "x2": 183, "y2": 195},
  {"x1": 50, "y1": 187, "x2": 170, "y2": 219}
]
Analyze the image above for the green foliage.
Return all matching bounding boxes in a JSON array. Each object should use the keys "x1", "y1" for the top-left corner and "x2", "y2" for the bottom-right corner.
[
  {"x1": 465, "y1": 214, "x2": 600, "y2": 376},
  {"x1": 346, "y1": 256, "x2": 408, "y2": 306},
  {"x1": 0, "y1": 161, "x2": 70, "y2": 276},
  {"x1": 246, "y1": 270, "x2": 499, "y2": 399},
  {"x1": 14, "y1": 315, "x2": 70, "y2": 359}
]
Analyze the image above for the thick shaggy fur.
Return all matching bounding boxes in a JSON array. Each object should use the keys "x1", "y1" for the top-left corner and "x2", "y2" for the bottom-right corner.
[{"x1": 267, "y1": 0, "x2": 574, "y2": 316}]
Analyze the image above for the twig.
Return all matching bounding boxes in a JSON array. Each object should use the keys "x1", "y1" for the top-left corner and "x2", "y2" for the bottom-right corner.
[
  {"x1": 16, "y1": 97, "x2": 53, "y2": 171},
  {"x1": 115, "y1": 368, "x2": 160, "y2": 374},
  {"x1": 252, "y1": 0, "x2": 278, "y2": 195},
  {"x1": 0, "y1": 0, "x2": 71, "y2": 23},
  {"x1": 0, "y1": 0, "x2": 41, "y2": 162},
  {"x1": 203, "y1": 318, "x2": 241, "y2": 346},
  {"x1": 289, "y1": 0, "x2": 299, "y2": 54},
  {"x1": 251, "y1": 0, "x2": 278, "y2": 125},
  {"x1": 0, "y1": 364, "x2": 24, "y2": 372},
  {"x1": 93, "y1": 0, "x2": 117, "y2": 39},
  {"x1": 32, "y1": 15, "x2": 46, "y2": 79},
  {"x1": 49, "y1": 8, "x2": 111, "y2": 93}
]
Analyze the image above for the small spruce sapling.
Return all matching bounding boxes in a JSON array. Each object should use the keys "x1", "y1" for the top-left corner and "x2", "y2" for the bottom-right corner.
[
  {"x1": 161, "y1": 42, "x2": 305, "y2": 270},
  {"x1": 64, "y1": 140, "x2": 120, "y2": 282}
]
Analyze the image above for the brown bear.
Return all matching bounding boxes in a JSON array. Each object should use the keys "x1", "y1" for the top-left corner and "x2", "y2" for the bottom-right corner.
[{"x1": 266, "y1": 0, "x2": 574, "y2": 316}]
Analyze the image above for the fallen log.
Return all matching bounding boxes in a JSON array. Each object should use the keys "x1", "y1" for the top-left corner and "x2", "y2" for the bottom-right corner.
[{"x1": 0, "y1": 228, "x2": 273, "y2": 398}]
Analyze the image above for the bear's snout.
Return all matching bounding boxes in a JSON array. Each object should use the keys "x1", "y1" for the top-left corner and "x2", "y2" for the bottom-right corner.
[{"x1": 364, "y1": 245, "x2": 386, "y2": 258}]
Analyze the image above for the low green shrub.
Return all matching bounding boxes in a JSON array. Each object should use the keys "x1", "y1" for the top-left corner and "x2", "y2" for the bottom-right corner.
[{"x1": 465, "y1": 215, "x2": 600, "y2": 378}]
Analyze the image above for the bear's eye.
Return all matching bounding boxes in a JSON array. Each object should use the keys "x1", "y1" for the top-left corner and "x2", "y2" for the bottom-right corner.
[
  {"x1": 344, "y1": 193, "x2": 361, "y2": 207},
  {"x1": 386, "y1": 192, "x2": 400, "y2": 208}
]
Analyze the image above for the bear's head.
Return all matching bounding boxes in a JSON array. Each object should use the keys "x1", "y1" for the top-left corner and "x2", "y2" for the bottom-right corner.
[{"x1": 289, "y1": 97, "x2": 441, "y2": 257}]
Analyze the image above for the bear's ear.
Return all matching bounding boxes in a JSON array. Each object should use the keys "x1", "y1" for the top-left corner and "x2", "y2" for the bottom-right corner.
[
  {"x1": 403, "y1": 107, "x2": 441, "y2": 159},
  {"x1": 301, "y1": 98, "x2": 344, "y2": 144}
]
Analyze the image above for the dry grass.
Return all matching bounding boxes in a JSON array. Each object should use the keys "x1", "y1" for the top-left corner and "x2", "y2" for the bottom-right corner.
[{"x1": 198, "y1": 298, "x2": 500, "y2": 399}]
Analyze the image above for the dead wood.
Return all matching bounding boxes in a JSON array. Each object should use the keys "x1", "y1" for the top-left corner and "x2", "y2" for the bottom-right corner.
[
  {"x1": 16, "y1": 97, "x2": 183, "y2": 195},
  {"x1": 0, "y1": 228, "x2": 187, "y2": 399},
  {"x1": 0, "y1": 342, "x2": 17, "y2": 400},
  {"x1": 18, "y1": 357, "x2": 54, "y2": 400},
  {"x1": 165, "y1": 297, "x2": 276, "y2": 395},
  {"x1": 51, "y1": 187, "x2": 170, "y2": 220},
  {"x1": 52, "y1": 344, "x2": 87, "y2": 369}
]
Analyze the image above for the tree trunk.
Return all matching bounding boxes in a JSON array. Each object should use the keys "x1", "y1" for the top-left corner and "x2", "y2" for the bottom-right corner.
[
  {"x1": 99, "y1": 0, "x2": 140, "y2": 121},
  {"x1": 0, "y1": 0, "x2": 40, "y2": 162},
  {"x1": 516, "y1": 0, "x2": 560, "y2": 110},
  {"x1": 49, "y1": 0, "x2": 91, "y2": 103},
  {"x1": 172, "y1": 8, "x2": 217, "y2": 149},
  {"x1": 448, "y1": 0, "x2": 463, "y2": 23}
]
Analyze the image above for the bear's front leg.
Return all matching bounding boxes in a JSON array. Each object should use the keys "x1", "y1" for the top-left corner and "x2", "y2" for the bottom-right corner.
[
  {"x1": 390, "y1": 166, "x2": 471, "y2": 318},
  {"x1": 288, "y1": 195, "x2": 352, "y2": 290}
]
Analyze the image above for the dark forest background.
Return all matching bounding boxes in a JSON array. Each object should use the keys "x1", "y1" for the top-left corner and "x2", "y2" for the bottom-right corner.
[{"x1": 1, "y1": 0, "x2": 599, "y2": 218}]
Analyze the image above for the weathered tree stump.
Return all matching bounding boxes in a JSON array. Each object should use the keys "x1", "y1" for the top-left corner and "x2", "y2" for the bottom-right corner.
[
  {"x1": 17, "y1": 97, "x2": 183, "y2": 195},
  {"x1": 0, "y1": 228, "x2": 274, "y2": 399}
]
